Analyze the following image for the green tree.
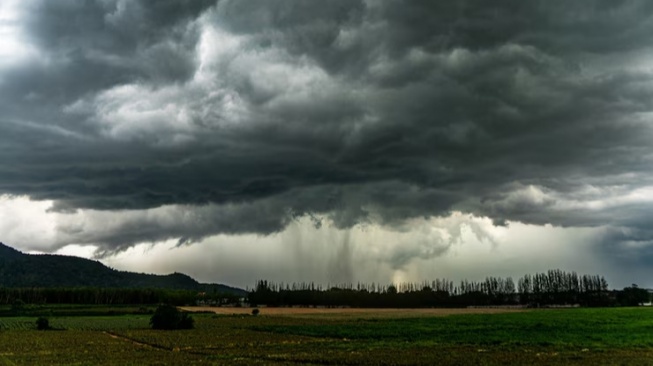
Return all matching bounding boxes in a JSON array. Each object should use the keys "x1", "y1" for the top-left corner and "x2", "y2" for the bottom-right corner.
[
  {"x1": 618, "y1": 284, "x2": 650, "y2": 306},
  {"x1": 150, "y1": 304, "x2": 194, "y2": 330}
]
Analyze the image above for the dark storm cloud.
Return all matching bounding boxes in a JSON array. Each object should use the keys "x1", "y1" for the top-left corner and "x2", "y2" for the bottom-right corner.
[
  {"x1": 47, "y1": 182, "x2": 463, "y2": 256},
  {"x1": 3, "y1": 0, "x2": 653, "y2": 252}
]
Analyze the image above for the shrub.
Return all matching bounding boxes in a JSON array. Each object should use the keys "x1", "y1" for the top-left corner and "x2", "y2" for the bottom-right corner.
[
  {"x1": 150, "y1": 304, "x2": 194, "y2": 330},
  {"x1": 178, "y1": 312, "x2": 194, "y2": 329},
  {"x1": 36, "y1": 317, "x2": 50, "y2": 330},
  {"x1": 251, "y1": 308, "x2": 260, "y2": 316}
]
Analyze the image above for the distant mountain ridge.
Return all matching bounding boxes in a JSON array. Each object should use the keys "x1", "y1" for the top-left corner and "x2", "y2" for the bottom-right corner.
[{"x1": 0, "y1": 242, "x2": 245, "y2": 296}]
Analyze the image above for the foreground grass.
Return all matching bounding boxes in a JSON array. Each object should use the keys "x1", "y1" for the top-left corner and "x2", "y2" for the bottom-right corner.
[
  {"x1": 253, "y1": 307, "x2": 653, "y2": 348},
  {"x1": 0, "y1": 307, "x2": 652, "y2": 365}
]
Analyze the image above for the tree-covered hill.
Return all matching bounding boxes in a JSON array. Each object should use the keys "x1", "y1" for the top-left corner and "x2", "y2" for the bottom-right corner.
[{"x1": 0, "y1": 242, "x2": 245, "y2": 296}]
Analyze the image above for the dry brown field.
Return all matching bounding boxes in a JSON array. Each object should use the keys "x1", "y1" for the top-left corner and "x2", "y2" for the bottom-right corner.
[{"x1": 180, "y1": 306, "x2": 525, "y2": 318}]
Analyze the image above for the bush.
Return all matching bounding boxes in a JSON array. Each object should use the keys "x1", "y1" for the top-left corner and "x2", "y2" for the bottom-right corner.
[
  {"x1": 251, "y1": 308, "x2": 260, "y2": 316},
  {"x1": 36, "y1": 317, "x2": 50, "y2": 330},
  {"x1": 178, "y1": 312, "x2": 194, "y2": 329},
  {"x1": 150, "y1": 304, "x2": 194, "y2": 330}
]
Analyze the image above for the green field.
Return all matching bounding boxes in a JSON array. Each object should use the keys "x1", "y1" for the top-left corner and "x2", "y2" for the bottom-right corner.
[{"x1": 1, "y1": 307, "x2": 653, "y2": 365}]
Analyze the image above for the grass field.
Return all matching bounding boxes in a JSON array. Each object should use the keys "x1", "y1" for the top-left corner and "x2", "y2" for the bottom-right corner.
[{"x1": 0, "y1": 306, "x2": 652, "y2": 365}]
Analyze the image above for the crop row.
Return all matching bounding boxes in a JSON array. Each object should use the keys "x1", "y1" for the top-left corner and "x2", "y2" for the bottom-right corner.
[{"x1": 0, "y1": 315, "x2": 150, "y2": 331}]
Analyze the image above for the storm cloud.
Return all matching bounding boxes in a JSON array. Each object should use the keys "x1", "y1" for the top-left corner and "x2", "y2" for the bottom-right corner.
[{"x1": 2, "y1": 0, "x2": 653, "y2": 261}]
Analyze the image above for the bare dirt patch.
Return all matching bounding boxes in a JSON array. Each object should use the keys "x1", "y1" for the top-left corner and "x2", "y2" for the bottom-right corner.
[{"x1": 179, "y1": 307, "x2": 525, "y2": 318}]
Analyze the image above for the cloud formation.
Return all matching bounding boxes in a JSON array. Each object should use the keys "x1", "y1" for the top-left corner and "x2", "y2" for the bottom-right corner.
[{"x1": 2, "y1": 0, "x2": 653, "y2": 260}]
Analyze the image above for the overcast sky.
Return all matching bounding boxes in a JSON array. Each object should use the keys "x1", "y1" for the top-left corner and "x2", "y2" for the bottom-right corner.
[{"x1": 2, "y1": 0, "x2": 653, "y2": 289}]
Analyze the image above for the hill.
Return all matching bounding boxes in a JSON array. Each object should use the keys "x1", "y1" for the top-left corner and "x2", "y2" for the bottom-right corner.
[{"x1": 0, "y1": 242, "x2": 245, "y2": 296}]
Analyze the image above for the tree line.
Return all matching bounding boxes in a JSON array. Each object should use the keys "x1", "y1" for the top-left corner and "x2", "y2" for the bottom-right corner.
[
  {"x1": 0, "y1": 269, "x2": 648, "y2": 308},
  {"x1": 249, "y1": 269, "x2": 650, "y2": 308},
  {"x1": 0, "y1": 287, "x2": 202, "y2": 306}
]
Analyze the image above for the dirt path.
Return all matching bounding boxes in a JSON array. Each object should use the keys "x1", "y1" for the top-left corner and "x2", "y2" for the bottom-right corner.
[
  {"x1": 0, "y1": 354, "x2": 17, "y2": 366},
  {"x1": 103, "y1": 331, "x2": 168, "y2": 351},
  {"x1": 103, "y1": 331, "x2": 221, "y2": 359}
]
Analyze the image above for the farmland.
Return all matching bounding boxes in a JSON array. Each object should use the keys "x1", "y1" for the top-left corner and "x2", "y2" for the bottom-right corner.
[{"x1": 1, "y1": 307, "x2": 653, "y2": 365}]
